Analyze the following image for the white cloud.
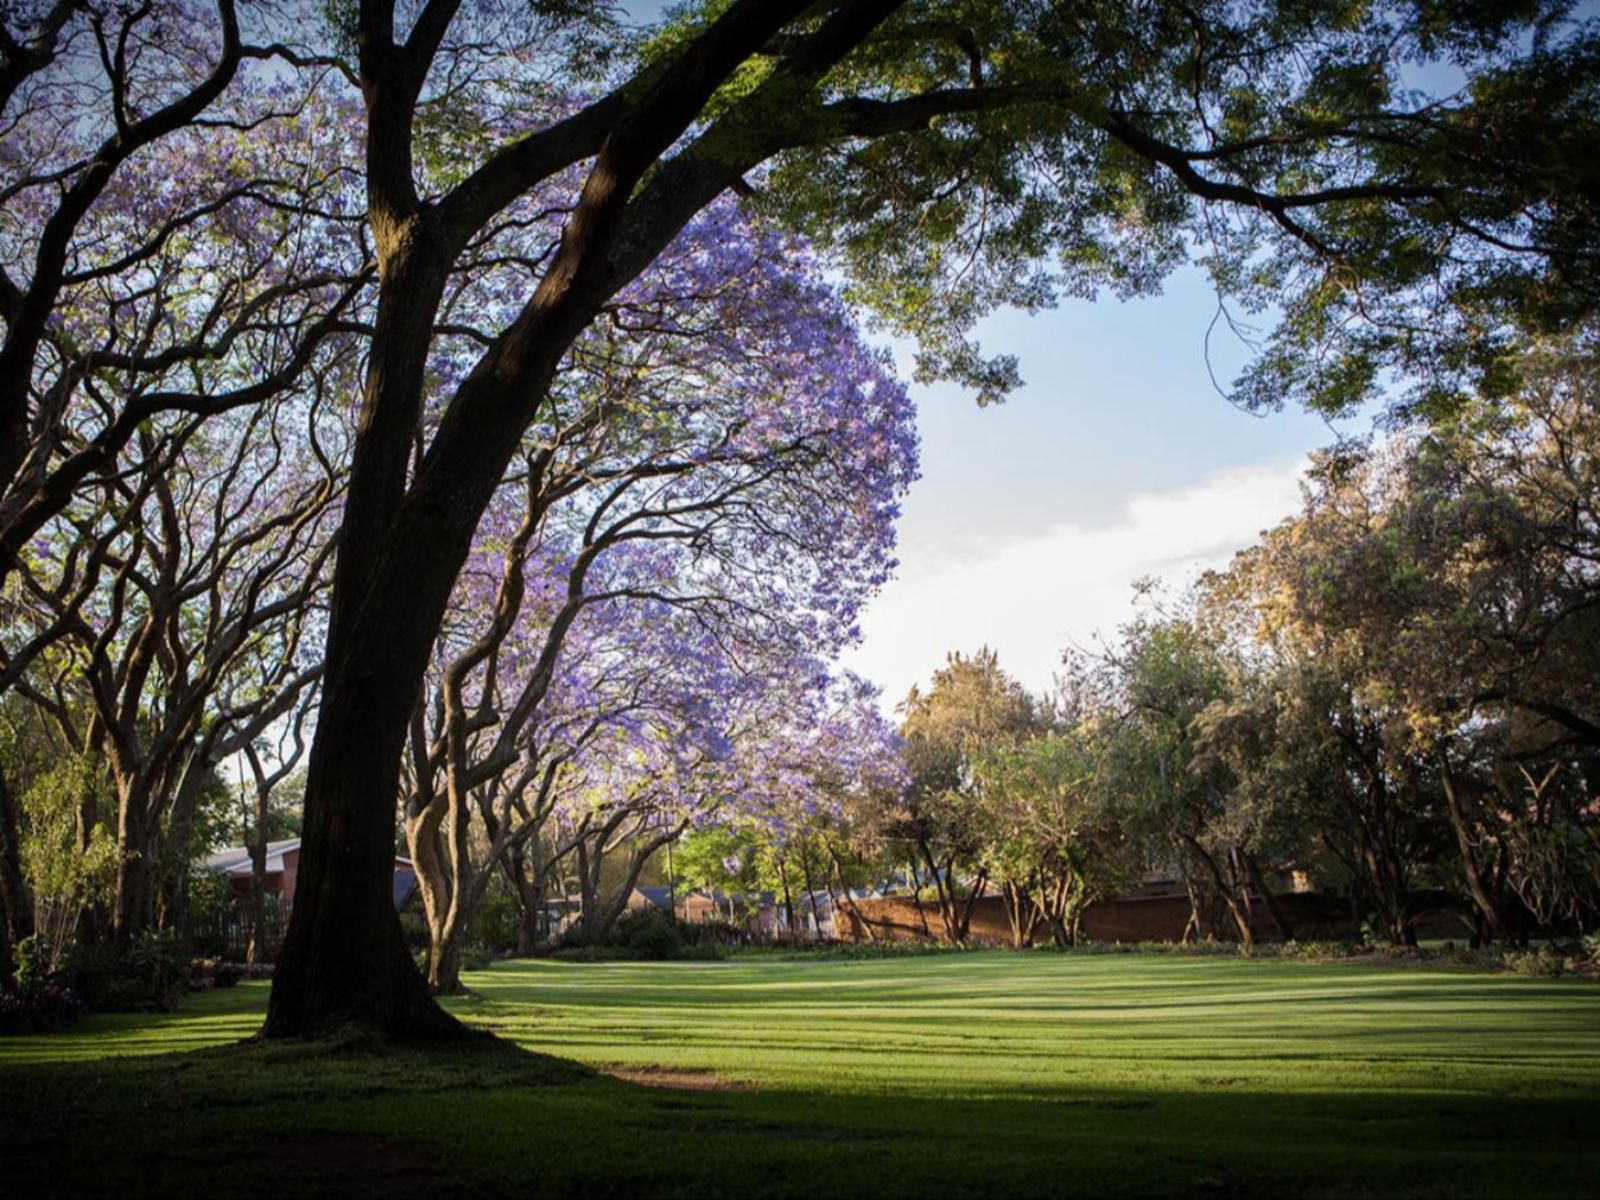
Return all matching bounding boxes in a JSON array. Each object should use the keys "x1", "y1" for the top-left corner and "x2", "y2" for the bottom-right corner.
[{"x1": 840, "y1": 457, "x2": 1309, "y2": 705}]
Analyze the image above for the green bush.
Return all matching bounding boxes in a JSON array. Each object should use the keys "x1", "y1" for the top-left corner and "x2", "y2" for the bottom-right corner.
[
  {"x1": 547, "y1": 944, "x2": 637, "y2": 963},
  {"x1": 677, "y1": 916, "x2": 745, "y2": 947},
  {"x1": 460, "y1": 945, "x2": 496, "y2": 972},
  {"x1": 1, "y1": 934, "x2": 87, "y2": 1036},
  {"x1": 1582, "y1": 931, "x2": 1600, "y2": 967},
  {"x1": 615, "y1": 908, "x2": 682, "y2": 961},
  {"x1": 1503, "y1": 947, "x2": 1566, "y2": 978},
  {"x1": 1280, "y1": 940, "x2": 1361, "y2": 959},
  {"x1": 69, "y1": 930, "x2": 187, "y2": 1012},
  {"x1": 471, "y1": 892, "x2": 521, "y2": 954}
]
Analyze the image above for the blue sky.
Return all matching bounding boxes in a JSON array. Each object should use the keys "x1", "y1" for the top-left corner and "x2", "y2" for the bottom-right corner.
[
  {"x1": 840, "y1": 265, "x2": 1361, "y2": 706},
  {"x1": 618, "y1": 1, "x2": 1382, "y2": 706}
]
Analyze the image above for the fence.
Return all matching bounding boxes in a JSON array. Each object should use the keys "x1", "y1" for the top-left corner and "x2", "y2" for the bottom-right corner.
[{"x1": 187, "y1": 900, "x2": 287, "y2": 962}]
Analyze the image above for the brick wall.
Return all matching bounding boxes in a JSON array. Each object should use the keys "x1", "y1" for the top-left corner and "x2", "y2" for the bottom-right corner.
[{"x1": 838, "y1": 890, "x2": 1440, "y2": 944}]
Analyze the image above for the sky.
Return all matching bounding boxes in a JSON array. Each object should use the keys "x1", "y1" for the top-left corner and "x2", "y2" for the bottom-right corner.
[
  {"x1": 838, "y1": 264, "x2": 1360, "y2": 708},
  {"x1": 609, "y1": 4, "x2": 1377, "y2": 713}
]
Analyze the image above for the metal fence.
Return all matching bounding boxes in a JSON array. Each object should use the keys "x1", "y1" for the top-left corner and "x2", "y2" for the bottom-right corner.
[{"x1": 187, "y1": 901, "x2": 287, "y2": 962}]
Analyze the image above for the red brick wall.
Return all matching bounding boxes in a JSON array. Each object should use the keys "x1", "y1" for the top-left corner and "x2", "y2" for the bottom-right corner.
[{"x1": 840, "y1": 891, "x2": 1382, "y2": 944}]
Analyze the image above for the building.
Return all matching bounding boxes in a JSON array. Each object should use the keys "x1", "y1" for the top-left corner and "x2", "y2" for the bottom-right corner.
[{"x1": 200, "y1": 839, "x2": 417, "y2": 910}]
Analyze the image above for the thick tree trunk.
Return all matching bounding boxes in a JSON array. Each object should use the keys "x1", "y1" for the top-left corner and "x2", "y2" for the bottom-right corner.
[
  {"x1": 112, "y1": 798, "x2": 155, "y2": 938},
  {"x1": 263, "y1": 666, "x2": 462, "y2": 1039},
  {"x1": 262, "y1": 0, "x2": 841, "y2": 1034},
  {"x1": 405, "y1": 798, "x2": 475, "y2": 994},
  {"x1": 429, "y1": 922, "x2": 465, "y2": 994}
]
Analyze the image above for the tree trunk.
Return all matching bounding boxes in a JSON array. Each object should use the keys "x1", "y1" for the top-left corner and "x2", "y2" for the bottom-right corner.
[
  {"x1": 509, "y1": 846, "x2": 544, "y2": 954},
  {"x1": 777, "y1": 857, "x2": 795, "y2": 938},
  {"x1": 799, "y1": 846, "x2": 822, "y2": 939},
  {"x1": 112, "y1": 797, "x2": 154, "y2": 938},
  {"x1": 956, "y1": 869, "x2": 988, "y2": 942},
  {"x1": 246, "y1": 778, "x2": 270, "y2": 965},
  {"x1": 429, "y1": 920, "x2": 465, "y2": 994},
  {"x1": 1246, "y1": 855, "x2": 1294, "y2": 942},
  {"x1": 262, "y1": 230, "x2": 476, "y2": 1040},
  {"x1": 1179, "y1": 867, "x2": 1206, "y2": 945},
  {"x1": 263, "y1": 668, "x2": 461, "y2": 1039},
  {"x1": 916, "y1": 836, "x2": 966, "y2": 943},
  {"x1": 1187, "y1": 837, "x2": 1252, "y2": 945},
  {"x1": 1002, "y1": 878, "x2": 1039, "y2": 949},
  {"x1": 161, "y1": 761, "x2": 211, "y2": 938},
  {"x1": 825, "y1": 844, "x2": 875, "y2": 943},
  {"x1": 905, "y1": 858, "x2": 934, "y2": 939},
  {"x1": 1438, "y1": 756, "x2": 1508, "y2": 944}
]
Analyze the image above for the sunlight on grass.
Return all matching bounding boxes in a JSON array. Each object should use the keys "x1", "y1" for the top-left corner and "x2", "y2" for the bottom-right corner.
[{"x1": 4, "y1": 954, "x2": 1598, "y2": 1198}]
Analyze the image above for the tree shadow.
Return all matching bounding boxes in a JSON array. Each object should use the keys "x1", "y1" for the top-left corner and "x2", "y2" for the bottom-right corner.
[{"x1": 2, "y1": 1035, "x2": 1596, "y2": 1199}]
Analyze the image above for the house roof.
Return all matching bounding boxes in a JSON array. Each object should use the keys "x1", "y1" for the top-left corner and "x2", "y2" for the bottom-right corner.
[
  {"x1": 634, "y1": 886, "x2": 674, "y2": 909},
  {"x1": 199, "y1": 838, "x2": 301, "y2": 876},
  {"x1": 200, "y1": 839, "x2": 414, "y2": 879}
]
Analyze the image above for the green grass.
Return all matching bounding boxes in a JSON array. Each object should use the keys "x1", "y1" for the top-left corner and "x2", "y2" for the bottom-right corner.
[{"x1": 3, "y1": 953, "x2": 1598, "y2": 1197}]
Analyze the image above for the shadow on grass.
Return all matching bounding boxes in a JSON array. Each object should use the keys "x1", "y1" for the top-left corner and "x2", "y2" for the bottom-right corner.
[{"x1": 3, "y1": 1033, "x2": 1596, "y2": 1199}]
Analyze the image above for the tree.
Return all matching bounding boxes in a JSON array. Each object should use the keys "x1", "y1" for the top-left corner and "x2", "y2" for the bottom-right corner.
[
  {"x1": 891, "y1": 647, "x2": 1040, "y2": 941},
  {"x1": 396, "y1": 201, "x2": 915, "y2": 987},
  {"x1": 0, "y1": 0, "x2": 366, "y2": 960},
  {"x1": 1213, "y1": 340, "x2": 1600, "y2": 941},
  {"x1": 1096, "y1": 612, "x2": 1282, "y2": 944},
  {"x1": 52, "y1": 0, "x2": 1577, "y2": 1037},
  {"x1": 6, "y1": 395, "x2": 340, "y2": 939},
  {"x1": 974, "y1": 724, "x2": 1132, "y2": 947},
  {"x1": 239, "y1": 702, "x2": 313, "y2": 964}
]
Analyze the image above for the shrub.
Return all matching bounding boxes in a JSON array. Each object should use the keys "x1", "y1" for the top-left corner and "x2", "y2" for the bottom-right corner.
[
  {"x1": 69, "y1": 929, "x2": 187, "y2": 1012},
  {"x1": 471, "y1": 893, "x2": 521, "y2": 955},
  {"x1": 0, "y1": 983, "x2": 85, "y2": 1035},
  {"x1": 615, "y1": 908, "x2": 682, "y2": 961},
  {"x1": 459, "y1": 945, "x2": 496, "y2": 973},
  {"x1": 1583, "y1": 931, "x2": 1600, "y2": 967},
  {"x1": 547, "y1": 944, "x2": 637, "y2": 963},
  {"x1": 1280, "y1": 940, "x2": 1361, "y2": 959},
  {"x1": 1503, "y1": 947, "x2": 1566, "y2": 978},
  {"x1": 184, "y1": 958, "x2": 242, "y2": 990},
  {"x1": 12, "y1": 933, "x2": 51, "y2": 994},
  {"x1": 677, "y1": 916, "x2": 746, "y2": 947},
  {"x1": 398, "y1": 906, "x2": 430, "y2": 953},
  {"x1": 1, "y1": 934, "x2": 87, "y2": 1036}
]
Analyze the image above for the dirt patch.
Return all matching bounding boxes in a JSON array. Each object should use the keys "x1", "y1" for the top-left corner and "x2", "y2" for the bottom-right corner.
[
  {"x1": 602, "y1": 1064, "x2": 748, "y2": 1091},
  {"x1": 259, "y1": 1132, "x2": 443, "y2": 1197}
]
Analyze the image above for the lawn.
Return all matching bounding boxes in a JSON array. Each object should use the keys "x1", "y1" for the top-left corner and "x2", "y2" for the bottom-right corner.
[{"x1": 2, "y1": 951, "x2": 1597, "y2": 1197}]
